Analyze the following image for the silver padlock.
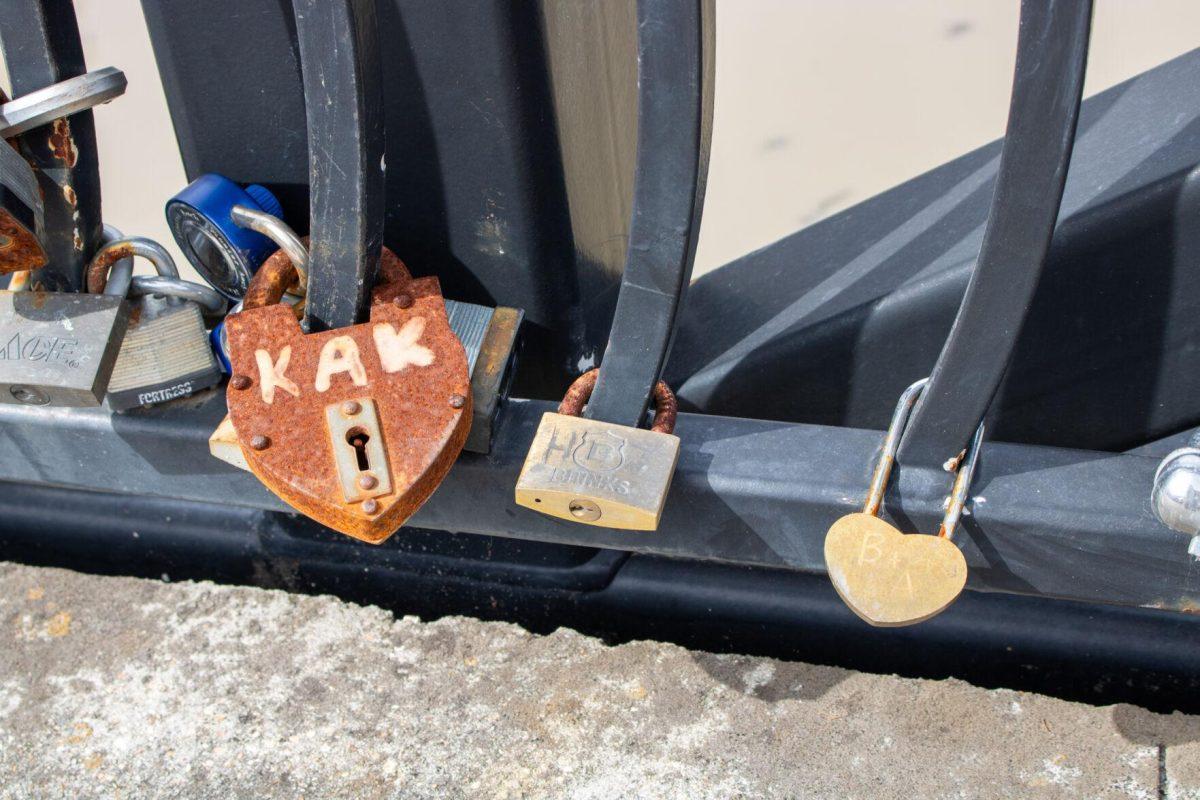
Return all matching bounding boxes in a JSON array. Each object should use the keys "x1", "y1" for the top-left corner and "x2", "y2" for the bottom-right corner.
[
  {"x1": 0, "y1": 229, "x2": 136, "y2": 406},
  {"x1": 106, "y1": 274, "x2": 226, "y2": 411}
]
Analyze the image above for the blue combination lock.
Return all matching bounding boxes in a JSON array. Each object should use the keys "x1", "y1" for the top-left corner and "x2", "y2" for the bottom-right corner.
[{"x1": 165, "y1": 174, "x2": 285, "y2": 300}]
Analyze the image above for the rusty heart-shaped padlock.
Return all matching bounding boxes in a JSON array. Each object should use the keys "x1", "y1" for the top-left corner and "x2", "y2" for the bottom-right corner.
[{"x1": 224, "y1": 246, "x2": 471, "y2": 543}]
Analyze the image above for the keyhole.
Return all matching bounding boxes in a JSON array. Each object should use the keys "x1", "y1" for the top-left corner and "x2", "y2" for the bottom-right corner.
[{"x1": 346, "y1": 427, "x2": 371, "y2": 471}]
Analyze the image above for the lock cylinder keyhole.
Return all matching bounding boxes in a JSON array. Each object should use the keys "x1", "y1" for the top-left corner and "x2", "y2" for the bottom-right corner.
[{"x1": 346, "y1": 427, "x2": 371, "y2": 471}]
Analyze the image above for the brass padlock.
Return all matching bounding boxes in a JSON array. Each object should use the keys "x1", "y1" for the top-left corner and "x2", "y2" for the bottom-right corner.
[
  {"x1": 823, "y1": 378, "x2": 985, "y2": 627},
  {"x1": 515, "y1": 369, "x2": 679, "y2": 531}
]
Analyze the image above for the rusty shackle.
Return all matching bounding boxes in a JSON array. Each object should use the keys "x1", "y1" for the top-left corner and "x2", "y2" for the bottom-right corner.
[
  {"x1": 242, "y1": 244, "x2": 411, "y2": 312},
  {"x1": 557, "y1": 368, "x2": 678, "y2": 435}
]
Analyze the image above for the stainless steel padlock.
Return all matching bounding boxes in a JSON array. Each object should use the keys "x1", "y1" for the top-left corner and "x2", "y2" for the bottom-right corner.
[
  {"x1": 106, "y1": 274, "x2": 226, "y2": 411},
  {"x1": 0, "y1": 230, "x2": 138, "y2": 406},
  {"x1": 515, "y1": 368, "x2": 681, "y2": 531}
]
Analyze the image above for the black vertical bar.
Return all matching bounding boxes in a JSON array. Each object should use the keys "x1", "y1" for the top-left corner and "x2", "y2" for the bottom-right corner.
[
  {"x1": 0, "y1": 0, "x2": 103, "y2": 292},
  {"x1": 292, "y1": 0, "x2": 385, "y2": 331},
  {"x1": 898, "y1": 0, "x2": 1093, "y2": 467},
  {"x1": 583, "y1": 0, "x2": 714, "y2": 427}
]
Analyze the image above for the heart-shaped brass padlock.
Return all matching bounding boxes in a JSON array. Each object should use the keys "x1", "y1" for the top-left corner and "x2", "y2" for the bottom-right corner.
[
  {"x1": 824, "y1": 513, "x2": 967, "y2": 626},
  {"x1": 823, "y1": 378, "x2": 984, "y2": 627}
]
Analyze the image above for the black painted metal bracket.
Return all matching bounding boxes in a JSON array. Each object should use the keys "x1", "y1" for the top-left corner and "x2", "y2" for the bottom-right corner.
[
  {"x1": 585, "y1": 0, "x2": 714, "y2": 426},
  {"x1": 898, "y1": 0, "x2": 1093, "y2": 467},
  {"x1": 0, "y1": 0, "x2": 104, "y2": 292},
  {"x1": 0, "y1": 390, "x2": 1192, "y2": 612},
  {"x1": 292, "y1": 0, "x2": 385, "y2": 331}
]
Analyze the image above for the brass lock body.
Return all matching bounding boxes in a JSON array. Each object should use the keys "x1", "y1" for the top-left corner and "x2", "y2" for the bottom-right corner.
[{"x1": 515, "y1": 369, "x2": 679, "y2": 531}]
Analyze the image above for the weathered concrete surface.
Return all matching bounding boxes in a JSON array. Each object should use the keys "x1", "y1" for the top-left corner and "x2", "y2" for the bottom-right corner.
[{"x1": 0, "y1": 562, "x2": 1197, "y2": 799}]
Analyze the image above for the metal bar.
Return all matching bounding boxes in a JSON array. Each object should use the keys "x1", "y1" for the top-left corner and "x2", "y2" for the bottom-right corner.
[
  {"x1": 0, "y1": 0, "x2": 104, "y2": 292},
  {"x1": 584, "y1": 0, "x2": 714, "y2": 426},
  {"x1": 0, "y1": 392, "x2": 1190, "y2": 611},
  {"x1": 3, "y1": 484, "x2": 1200, "y2": 710},
  {"x1": 898, "y1": 0, "x2": 1093, "y2": 467},
  {"x1": 292, "y1": 0, "x2": 385, "y2": 331}
]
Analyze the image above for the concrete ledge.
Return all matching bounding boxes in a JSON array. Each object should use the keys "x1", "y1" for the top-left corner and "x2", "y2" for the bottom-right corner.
[{"x1": 0, "y1": 562, "x2": 1197, "y2": 798}]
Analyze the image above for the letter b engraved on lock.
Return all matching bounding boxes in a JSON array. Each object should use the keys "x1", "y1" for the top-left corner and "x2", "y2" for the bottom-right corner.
[
  {"x1": 858, "y1": 530, "x2": 884, "y2": 565},
  {"x1": 572, "y1": 430, "x2": 625, "y2": 472}
]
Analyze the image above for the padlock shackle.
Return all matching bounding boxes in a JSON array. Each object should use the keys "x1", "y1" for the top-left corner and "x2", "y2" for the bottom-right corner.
[
  {"x1": 242, "y1": 244, "x2": 408, "y2": 313},
  {"x1": 86, "y1": 236, "x2": 180, "y2": 295},
  {"x1": 129, "y1": 275, "x2": 227, "y2": 316},
  {"x1": 862, "y1": 377, "x2": 985, "y2": 541},
  {"x1": 230, "y1": 205, "x2": 309, "y2": 292},
  {"x1": 862, "y1": 378, "x2": 928, "y2": 518},
  {"x1": 558, "y1": 368, "x2": 678, "y2": 435}
]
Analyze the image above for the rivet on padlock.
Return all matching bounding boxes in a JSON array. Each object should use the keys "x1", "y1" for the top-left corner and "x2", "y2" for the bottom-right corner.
[
  {"x1": 222, "y1": 245, "x2": 471, "y2": 543},
  {"x1": 823, "y1": 378, "x2": 984, "y2": 627},
  {"x1": 514, "y1": 368, "x2": 681, "y2": 531},
  {"x1": 101, "y1": 265, "x2": 227, "y2": 411},
  {"x1": 0, "y1": 229, "x2": 136, "y2": 407}
]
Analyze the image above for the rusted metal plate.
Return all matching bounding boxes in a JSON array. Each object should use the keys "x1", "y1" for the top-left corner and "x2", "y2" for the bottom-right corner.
[
  {"x1": 0, "y1": 208, "x2": 45, "y2": 274},
  {"x1": 225, "y1": 249, "x2": 471, "y2": 543}
]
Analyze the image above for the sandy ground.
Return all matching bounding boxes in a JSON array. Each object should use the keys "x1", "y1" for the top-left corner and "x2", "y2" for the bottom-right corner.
[{"x1": 3, "y1": 561, "x2": 1200, "y2": 799}]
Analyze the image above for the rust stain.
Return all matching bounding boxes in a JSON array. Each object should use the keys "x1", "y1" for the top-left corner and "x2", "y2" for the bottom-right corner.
[
  {"x1": 85, "y1": 241, "x2": 136, "y2": 294},
  {"x1": 31, "y1": 291, "x2": 47, "y2": 309},
  {"x1": 1146, "y1": 598, "x2": 1200, "y2": 614},
  {"x1": 25, "y1": 586, "x2": 44, "y2": 601},
  {"x1": 49, "y1": 118, "x2": 78, "y2": 167},
  {"x1": 62, "y1": 185, "x2": 77, "y2": 206},
  {"x1": 67, "y1": 722, "x2": 93, "y2": 744},
  {"x1": 557, "y1": 368, "x2": 677, "y2": 434},
  {"x1": 227, "y1": 247, "x2": 471, "y2": 543},
  {"x1": 46, "y1": 611, "x2": 71, "y2": 637},
  {"x1": 0, "y1": 208, "x2": 47, "y2": 274}
]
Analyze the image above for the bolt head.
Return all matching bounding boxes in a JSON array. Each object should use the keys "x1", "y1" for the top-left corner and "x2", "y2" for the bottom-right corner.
[
  {"x1": 249, "y1": 434, "x2": 270, "y2": 451},
  {"x1": 342, "y1": 400, "x2": 362, "y2": 416},
  {"x1": 393, "y1": 293, "x2": 413, "y2": 309},
  {"x1": 230, "y1": 374, "x2": 251, "y2": 391},
  {"x1": 357, "y1": 474, "x2": 379, "y2": 491},
  {"x1": 449, "y1": 394, "x2": 467, "y2": 409},
  {"x1": 362, "y1": 498, "x2": 380, "y2": 515}
]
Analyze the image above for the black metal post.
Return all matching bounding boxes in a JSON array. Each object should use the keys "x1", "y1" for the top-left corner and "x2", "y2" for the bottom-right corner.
[
  {"x1": 584, "y1": 0, "x2": 714, "y2": 426},
  {"x1": 0, "y1": 0, "x2": 104, "y2": 292},
  {"x1": 898, "y1": 0, "x2": 1093, "y2": 466},
  {"x1": 292, "y1": 0, "x2": 385, "y2": 331}
]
